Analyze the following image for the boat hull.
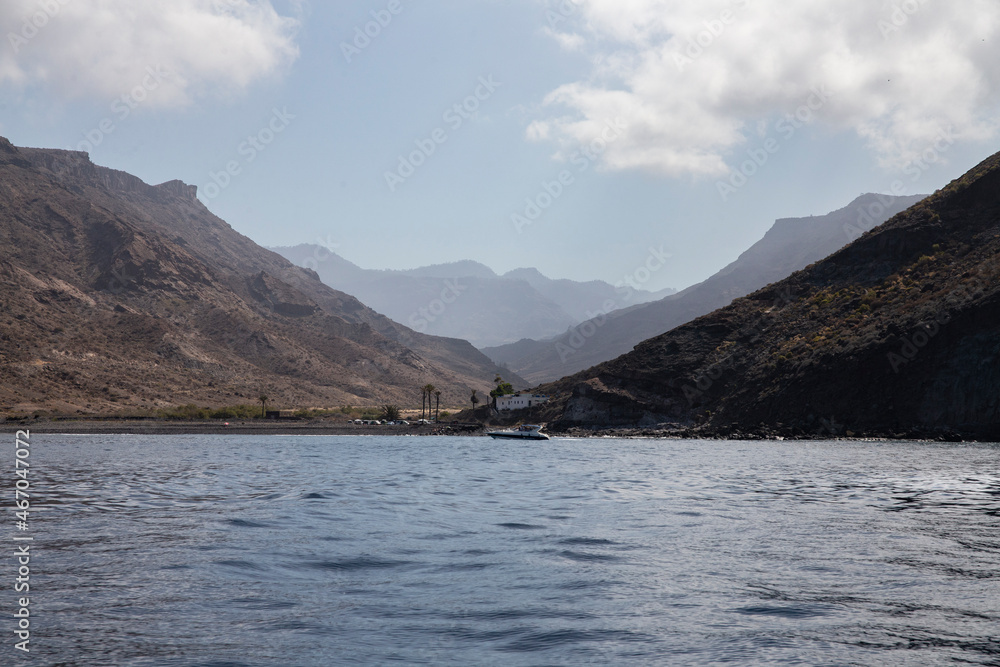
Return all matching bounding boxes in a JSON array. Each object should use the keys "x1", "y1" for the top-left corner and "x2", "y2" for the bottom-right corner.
[{"x1": 487, "y1": 432, "x2": 549, "y2": 440}]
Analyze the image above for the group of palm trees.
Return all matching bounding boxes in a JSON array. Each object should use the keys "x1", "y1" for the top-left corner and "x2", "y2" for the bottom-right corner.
[
  {"x1": 263, "y1": 383, "x2": 491, "y2": 423},
  {"x1": 263, "y1": 382, "x2": 492, "y2": 424},
  {"x1": 419, "y1": 385, "x2": 491, "y2": 422},
  {"x1": 419, "y1": 386, "x2": 490, "y2": 422},
  {"x1": 420, "y1": 384, "x2": 442, "y2": 422}
]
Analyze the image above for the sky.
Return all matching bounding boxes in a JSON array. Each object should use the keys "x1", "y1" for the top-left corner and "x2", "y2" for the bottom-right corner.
[{"x1": 1, "y1": 0, "x2": 999, "y2": 293}]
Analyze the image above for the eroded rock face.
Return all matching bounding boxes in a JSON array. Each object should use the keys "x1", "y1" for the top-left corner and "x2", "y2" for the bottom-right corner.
[
  {"x1": 155, "y1": 180, "x2": 198, "y2": 200},
  {"x1": 249, "y1": 271, "x2": 319, "y2": 318},
  {"x1": 0, "y1": 136, "x2": 512, "y2": 414},
  {"x1": 539, "y1": 150, "x2": 1000, "y2": 439}
]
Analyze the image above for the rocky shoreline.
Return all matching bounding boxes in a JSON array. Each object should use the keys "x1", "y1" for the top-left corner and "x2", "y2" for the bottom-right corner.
[
  {"x1": 548, "y1": 424, "x2": 986, "y2": 442},
  {"x1": 2, "y1": 418, "x2": 991, "y2": 442},
  {"x1": 0, "y1": 418, "x2": 484, "y2": 437}
]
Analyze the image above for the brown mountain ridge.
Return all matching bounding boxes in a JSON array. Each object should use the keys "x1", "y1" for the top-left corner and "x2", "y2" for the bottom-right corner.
[
  {"x1": 0, "y1": 137, "x2": 516, "y2": 415},
  {"x1": 532, "y1": 149, "x2": 1000, "y2": 440}
]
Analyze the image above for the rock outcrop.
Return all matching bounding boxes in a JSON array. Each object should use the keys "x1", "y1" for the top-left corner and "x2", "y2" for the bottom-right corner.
[
  {"x1": 0, "y1": 137, "x2": 512, "y2": 415},
  {"x1": 536, "y1": 151, "x2": 1000, "y2": 439}
]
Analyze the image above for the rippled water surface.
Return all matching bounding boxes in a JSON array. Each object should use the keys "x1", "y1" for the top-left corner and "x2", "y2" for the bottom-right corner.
[{"x1": 10, "y1": 435, "x2": 1000, "y2": 665}]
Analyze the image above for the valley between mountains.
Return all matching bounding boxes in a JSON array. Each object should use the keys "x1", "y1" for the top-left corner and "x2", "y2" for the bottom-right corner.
[{"x1": 3, "y1": 135, "x2": 998, "y2": 440}]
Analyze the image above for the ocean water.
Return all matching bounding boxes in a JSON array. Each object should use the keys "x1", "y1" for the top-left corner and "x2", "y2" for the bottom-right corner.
[{"x1": 6, "y1": 434, "x2": 1000, "y2": 665}]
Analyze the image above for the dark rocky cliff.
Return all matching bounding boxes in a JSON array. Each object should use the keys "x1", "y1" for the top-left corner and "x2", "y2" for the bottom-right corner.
[{"x1": 536, "y1": 150, "x2": 1000, "y2": 439}]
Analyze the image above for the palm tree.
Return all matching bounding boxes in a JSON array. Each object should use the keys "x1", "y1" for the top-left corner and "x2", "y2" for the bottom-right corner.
[
  {"x1": 420, "y1": 387, "x2": 426, "y2": 421},
  {"x1": 434, "y1": 390, "x2": 441, "y2": 422},
  {"x1": 422, "y1": 384, "x2": 435, "y2": 421},
  {"x1": 258, "y1": 393, "x2": 268, "y2": 419},
  {"x1": 470, "y1": 389, "x2": 479, "y2": 415}
]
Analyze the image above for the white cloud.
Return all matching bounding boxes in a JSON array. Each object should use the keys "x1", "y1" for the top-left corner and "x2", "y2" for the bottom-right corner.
[
  {"x1": 535, "y1": 0, "x2": 1000, "y2": 177},
  {"x1": 543, "y1": 27, "x2": 586, "y2": 51},
  {"x1": 0, "y1": 0, "x2": 300, "y2": 108}
]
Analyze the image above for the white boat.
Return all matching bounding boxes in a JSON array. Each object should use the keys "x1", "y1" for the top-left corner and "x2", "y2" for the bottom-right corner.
[{"x1": 486, "y1": 424, "x2": 550, "y2": 440}]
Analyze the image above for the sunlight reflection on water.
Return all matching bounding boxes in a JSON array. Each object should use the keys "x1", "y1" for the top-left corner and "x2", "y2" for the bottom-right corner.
[{"x1": 14, "y1": 435, "x2": 1000, "y2": 666}]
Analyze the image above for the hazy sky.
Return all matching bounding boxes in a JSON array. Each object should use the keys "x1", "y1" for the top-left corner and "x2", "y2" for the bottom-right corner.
[{"x1": 2, "y1": 0, "x2": 998, "y2": 291}]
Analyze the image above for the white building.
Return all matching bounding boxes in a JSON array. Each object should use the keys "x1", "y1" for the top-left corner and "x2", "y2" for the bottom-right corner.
[{"x1": 496, "y1": 393, "x2": 549, "y2": 411}]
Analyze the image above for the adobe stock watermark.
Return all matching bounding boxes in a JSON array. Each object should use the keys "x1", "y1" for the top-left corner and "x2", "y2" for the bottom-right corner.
[
  {"x1": 384, "y1": 75, "x2": 502, "y2": 192},
  {"x1": 616, "y1": 246, "x2": 673, "y2": 301},
  {"x1": 556, "y1": 244, "x2": 671, "y2": 363},
  {"x1": 814, "y1": 415, "x2": 844, "y2": 438},
  {"x1": 202, "y1": 107, "x2": 295, "y2": 200},
  {"x1": 512, "y1": 117, "x2": 628, "y2": 234},
  {"x1": 717, "y1": 84, "x2": 833, "y2": 202},
  {"x1": 106, "y1": 265, "x2": 138, "y2": 295},
  {"x1": 886, "y1": 269, "x2": 988, "y2": 373},
  {"x1": 545, "y1": 0, "x2": 582, "y2": 29},
  {"x1": 7, "y1": 0, "x2": 71, "y2": 54},
  {"x1": 11, "y1": 430, "x2": 33, "y2": 654},
  {"x1": 407, "y1": 279, "x2": 467, "y2": 333},
  {"x1": 544, "y1": 0, "x2": 606, "y2": 67},
  {"x1": 878, "y1": 0, "x2": 930, "y2": 39},
  {"x1": 69, "y1": 65, "x2": 170, "y2": 155},
  {"x1": 843, "y1": 126, "x2": 955, "y2": 242},
  {"x1": 298, "y1": 235, "x2": 342, "y2": 272},
  {"x1": 899, "y1": 126, "x2": 956, "y2": 182},
  {"x1": 674, "y1": 0, "x2": 751, "y2": 72},
  {"x1": 681, "y1": 286, "x2": 796, "y2": 405},
  {"x1": 340, "y1": 0, "x2": 403, "y2": 63}
]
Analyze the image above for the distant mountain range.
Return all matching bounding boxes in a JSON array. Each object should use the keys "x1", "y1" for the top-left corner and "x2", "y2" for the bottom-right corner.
[
  {"x1": 484, "y1": 193, "x2": 925, "y2": 384},
  {"x1": 0, "y1": 137, "x2": 518, "y2": 414},
  {"x1": 270, "y1": 246, "x2": 676, "y2": 348},
  {"x1": 531, "y1": 150, "x2": 1000, "y2": 439}
]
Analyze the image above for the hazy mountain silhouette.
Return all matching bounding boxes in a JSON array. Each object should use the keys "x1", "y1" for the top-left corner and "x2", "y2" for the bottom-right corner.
[
  {"x1": 272, "y1": 246, "x2": 675, "y2": 348},
  {"x1": 484, "y1": 193, "x2": 925, "y2": 384}
]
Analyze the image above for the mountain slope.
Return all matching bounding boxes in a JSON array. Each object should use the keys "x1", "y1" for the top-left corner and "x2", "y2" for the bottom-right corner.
[
  {"x1": 485, "y1": 194, "x2": 924, "y2": 384},
  {"x1": 502, "y1": 267, "x2": 675, "y2": 323},
  {"x1": 271, "y1": 245, "x2": 575, "y2": 347},
  {"x1": 272, "y1": 246, "x2": 674, "y2": 348},
  {"x1": 535, "y1": 151, "x2": 1000, "y2": 438},
  {"x1": 0, "y1": 137, "x2": 515, "y2": 414}
]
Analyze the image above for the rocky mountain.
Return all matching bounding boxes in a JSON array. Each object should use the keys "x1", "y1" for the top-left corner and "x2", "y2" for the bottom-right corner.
[
  {"x1": 271, "y1": 245, "x2": 674, "y2": 348},
  {"x1": 533, "y1": 150, "x2": 1000, "y2": 439},
  {"x1": 485, "y1": 193, "x2": 925, "y2": 384},
  {"x1": 502, "y1": 267, "x2": 676, "y2": 323},
  {"x1": 0, "y1": 137, "x2": 518, "y2": 415}
]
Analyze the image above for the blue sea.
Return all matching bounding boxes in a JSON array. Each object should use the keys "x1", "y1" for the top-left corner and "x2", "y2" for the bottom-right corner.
[{"x1": 6, "y1": 434, "x2": 1000, "y2": 665}]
